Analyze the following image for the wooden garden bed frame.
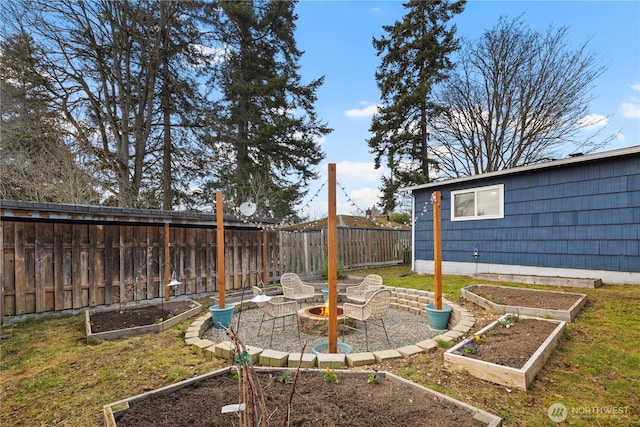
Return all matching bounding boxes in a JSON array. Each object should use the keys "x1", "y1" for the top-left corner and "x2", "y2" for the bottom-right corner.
[
  {"x1": 85, "y1": 300, "x2": 202, "y2": 343},
  {"x1": 103, "y1": 367, "x2": 502, "y2": 426},
  {"x1": 444, "y1": 314, "x2": 566, "y2": 391},
  {"x1": 461, "y1": 284, "x2": 586, "y2": 322}
]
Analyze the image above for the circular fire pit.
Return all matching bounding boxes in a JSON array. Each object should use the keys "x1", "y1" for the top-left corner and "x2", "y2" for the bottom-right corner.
[{"x1": 297, "y1": 305, "x2": 356, "y2": 336}]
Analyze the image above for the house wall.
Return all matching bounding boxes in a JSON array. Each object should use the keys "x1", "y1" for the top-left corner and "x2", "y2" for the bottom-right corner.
[{"x1": 413, "y1": 154, "x2": 640, "y2": 284}]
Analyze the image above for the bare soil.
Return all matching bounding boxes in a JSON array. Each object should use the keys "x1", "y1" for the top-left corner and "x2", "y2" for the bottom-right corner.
[
  {"x1": 97, "y1": 287, "x2": 562, "y2": 426},
  {"x1": 470, "y1": 285, "x2": 581, "y2": 310},
  {"x1": 458, "y1": 317, "x2": 560, "y2": 368},
  {"x1": 89, "y1": 301, "x2": 194, "y2": 333},
  {"x1": 115, "y1": 370, "x2": 487, "y2": 427}
]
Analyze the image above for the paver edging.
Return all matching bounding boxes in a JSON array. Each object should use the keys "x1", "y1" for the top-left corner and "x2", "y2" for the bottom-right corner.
[{"x1": 187, "y1": 287, "x2": 477, "y2": 367}]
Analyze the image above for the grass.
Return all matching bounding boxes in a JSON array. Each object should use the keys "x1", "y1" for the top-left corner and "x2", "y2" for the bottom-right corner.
[
  {"x1": 0, "y1": 306, "x2": 227, "y2": 426},
  {"x1": 1, "y1": 265, "x2": 639, "y2": 426}
]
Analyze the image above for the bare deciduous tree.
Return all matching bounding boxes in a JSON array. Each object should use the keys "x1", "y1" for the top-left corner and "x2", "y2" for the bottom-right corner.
[
  {"x1": 0, "y1": 26, "x2": 99, "y2": 204},
  {"x1": 431, "y1": 16, "x2": 611, "y2": 178},
  {"x1": 7, "y1": 0, "x2": 164, "y2": 207}
]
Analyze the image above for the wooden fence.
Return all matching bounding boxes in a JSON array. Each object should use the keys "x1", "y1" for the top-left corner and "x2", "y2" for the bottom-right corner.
[
  {"x1": 280, "y1": 228, "x2": 411, "y2": 274},
  {"x1": 0, "y1": 201, "x2": 410, "y2": 321}
]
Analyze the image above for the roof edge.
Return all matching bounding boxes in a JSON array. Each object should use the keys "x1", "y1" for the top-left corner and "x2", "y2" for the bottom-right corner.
[{"x1": 400, "y1": 145, "x2": 640, "y2": 192}]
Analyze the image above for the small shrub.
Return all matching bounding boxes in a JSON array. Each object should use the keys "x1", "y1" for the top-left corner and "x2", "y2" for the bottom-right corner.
[
  {"x1": 320, "y1": 259, "x2": 347, "y2": 280},
  {"x1": 498, "y1": 313, "x2": 520, "y2": 328},
  {"x1": 323, "y1": 367, "x2": 339, "y2": 383},
  {"x1": 232, "y1": 367, "x2": 241, "y2": 380},
  {"x1": 367, "y1": 370, "x2": 381, "y2": 384},
  {"x1": 279, "y1": 371, "x2": 294, "y2": 384},
  {"x1": 474, "y1": 334, "x2": 487, "y2": 344},
  {"x1": 463, "y1": 342, "x2": 478, "y2": 354}
]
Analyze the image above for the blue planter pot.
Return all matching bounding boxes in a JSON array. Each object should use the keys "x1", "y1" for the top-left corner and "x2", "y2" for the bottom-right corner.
[
  {"x1": 209, "y1": 304, "x2": 235, "y2": 329},
  {"x1": 321, "y1": 288, "x2": 329, "y2": 303},
  {"x1": 312, "y1": 341, "x2": 352, "y2": 355},
  {"x1": 425, "y1": 303, "x2": 452, "y2": 330}
]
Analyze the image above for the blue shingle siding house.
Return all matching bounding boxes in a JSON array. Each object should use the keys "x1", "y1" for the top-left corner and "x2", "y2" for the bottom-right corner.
[{"x1": 402, "y1": 146, "x2": 640, "y2": 284}]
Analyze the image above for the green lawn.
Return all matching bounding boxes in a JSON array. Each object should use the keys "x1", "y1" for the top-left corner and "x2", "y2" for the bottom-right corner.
[{"x1": 1, "y1": 265, "x2": 638, "y2": 426}]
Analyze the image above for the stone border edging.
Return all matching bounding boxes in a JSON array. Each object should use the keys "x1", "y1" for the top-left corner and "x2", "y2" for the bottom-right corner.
[{"x1": 184, "y1": 286, "x2": 476, "y2": 368}]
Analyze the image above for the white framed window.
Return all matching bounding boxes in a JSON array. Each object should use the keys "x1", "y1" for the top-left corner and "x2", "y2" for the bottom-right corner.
[{"x1": 451, "y1": 184, "x2": 504, "y2": 221}]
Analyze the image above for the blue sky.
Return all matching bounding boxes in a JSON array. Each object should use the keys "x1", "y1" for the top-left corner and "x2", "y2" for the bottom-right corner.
[{"x1": 291, "y1": 0, "x2": 640, "y2": 218}]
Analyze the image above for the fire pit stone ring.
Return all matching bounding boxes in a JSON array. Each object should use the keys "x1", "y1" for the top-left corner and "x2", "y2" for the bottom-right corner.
[{"x1": 297, "y1": 305, "x2": 356, "y2": 336}]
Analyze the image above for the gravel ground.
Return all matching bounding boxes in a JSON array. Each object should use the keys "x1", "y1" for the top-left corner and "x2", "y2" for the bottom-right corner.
[{"x1": 204, "y1": 300, "x2": 441, "y2": 354}]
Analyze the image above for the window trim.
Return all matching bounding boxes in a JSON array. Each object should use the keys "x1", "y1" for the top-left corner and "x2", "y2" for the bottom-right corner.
[{"x1": 451, "y1": 184, "x2": 504, "y2": 221}]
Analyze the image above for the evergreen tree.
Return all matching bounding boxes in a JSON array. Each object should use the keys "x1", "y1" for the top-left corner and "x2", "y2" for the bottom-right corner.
[
  {"x1": 203, "y1": 0, "x2": 330, "y2": 218},
  {"x1": 368, "y1": 0, "x2": 466, "y2": 213}
]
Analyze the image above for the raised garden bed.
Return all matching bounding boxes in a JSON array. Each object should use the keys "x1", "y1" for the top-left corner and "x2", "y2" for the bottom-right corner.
[
  {"x1": 461, "y1": 284, "x2": 586, "y2": 322},
  {"x1": 104, "y1": 367, "x2": 502, "y2": 426},
  {"x1": 86, "y1": 299, "x2": 202, "y2": 343},
  {"x1": 444, "y1": 314, "x2": 566, "y2": 391}
]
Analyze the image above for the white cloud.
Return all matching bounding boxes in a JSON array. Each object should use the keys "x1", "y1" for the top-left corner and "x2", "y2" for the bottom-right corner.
[
  {"x1": 350, "y1": 187, "x2": 382, "y2": 210},
  {"x1": 335, "y1": 161, "x2": 383, "y2": 185},
  {"x1": 576, "y1": 113, "x2": 608, "y2": 129},
  {"x1": 620, "y1": 102, "x2": 640, "y2": 119},
  {"x1": 345, "y1": 104, "x2": 379, "y2": 118},
  {"x1": 335, "y1": 162, "x2": 385, "y2": 212},
  {"x1": 630, "y1": 83, "x2": 640, "y2": 91}
]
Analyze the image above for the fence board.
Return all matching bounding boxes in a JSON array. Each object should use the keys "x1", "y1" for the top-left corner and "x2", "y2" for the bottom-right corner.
[
  {"x1": 34, "y1": 223, "x2": 46, "y2": 312},
  {"x1": 3, "y1": 226, "x2": 15, "y2": 312},
  {"x1": 195, "y1": 228, "x2": 205, "y2": 294},
  {"x1": 88, "y1": 224, "x2": 101, "y2": 306},
  {"x1": 104, "y1": 224, "x2": 117, "y2": 305},
  {"x1": 43, "y1": 223, "x2": 54, "y2": 312},
  {"x1": 14, "y1": 222, "x2": 26, "y2": 315},
  {"x1": 186, "y1": 228, "x2": 196, "y2": 295},
  {"x1": 1, "y1": 212, "x2": 409, "y2": 320},
  {"x1": 133, "y1": 225, "x2": 147, "y2": 302},
  {"x1": 146, "y1": 226, "x2": 158, "y2": 300},
  {"x1": 75, "y1": 226, "x2": 84, "y2": 307},
  {"x1": 62, "y1": 225, "x2": 73, "y2": 309}
]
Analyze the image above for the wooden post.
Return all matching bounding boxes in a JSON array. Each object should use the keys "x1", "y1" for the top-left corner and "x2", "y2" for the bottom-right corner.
[
  {"x1": 328, "y1": 163, "x2": 338, "y2": 353},
  {"x1": 216, "y1": 191, "x2": 226, "y2": 309},
  {"x1": 433, "y1": 191, "x2": 443, "y2": 310},
  {"x1": 164, "y1": 223, "x2": 170, "y2": 301}
]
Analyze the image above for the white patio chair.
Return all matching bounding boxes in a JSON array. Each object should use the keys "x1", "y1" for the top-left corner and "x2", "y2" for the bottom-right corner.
[
  {"x1": 345, "y1": 274, "x2": 383, "y2": 303},
  {"x1": 252, "y1": 286, "x2": 300, "y2": 346},
  {"x1": 342, "y1": 288, "x2": 391, "y2": 351},
  {"x1": 280, "y1": 272, "x2": 316, "y2": 305}
]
